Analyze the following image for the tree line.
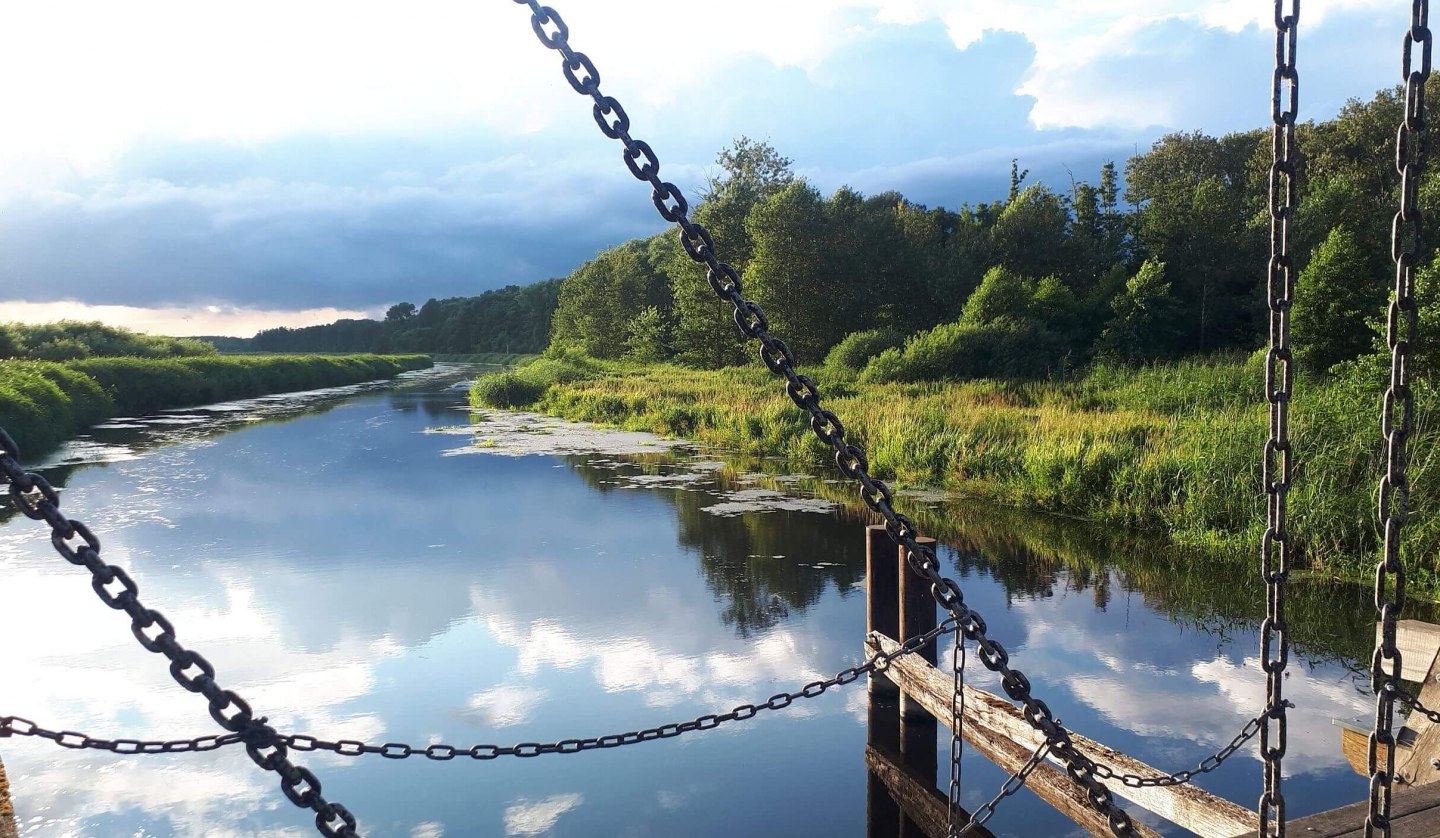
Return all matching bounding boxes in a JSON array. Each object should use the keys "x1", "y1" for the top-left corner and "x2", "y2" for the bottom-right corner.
[
  {"x1": 547, "y1": 85, "x2": 1440, "y2": 380},
  {"x1": 246, "y1": 280, "x2": 562, "y2": 355}
]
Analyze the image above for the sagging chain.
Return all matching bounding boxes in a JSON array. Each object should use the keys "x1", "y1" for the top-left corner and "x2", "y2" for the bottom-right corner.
[
  {"x1": 954, "y1": 740, "x2": 1052, "y2": 836},
  {"x1": 1395, "y1": 688, "x2": 1440, "y2": 724},
  {"x1": 0, "y1": 430, "x2": 359, "y2": 838},
  {"x1": 513, "y1": 3, "x2": 1135, "y2": 833},
  {"x1": 1, "y1": 619, "x2": 958, "y2": 762},
  {"x1": 1263, "y1": 2, "x2": 1300, "y2": 833},
  {"x1": 0, "y1": 716, "x2": 242, "y2": 754},
  {"x1": 1370, "y1": 3, "x2": 1431, "y2": 836},
  {"x1": 1089, "y1": 705, "x2": 1286, "y2": 790}
]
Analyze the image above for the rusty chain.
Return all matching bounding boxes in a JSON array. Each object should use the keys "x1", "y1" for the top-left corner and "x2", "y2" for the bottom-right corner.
[
  {"x1": 1264, "y1": 1, "x2": 1300, "y2": 833},
  {"x1": 1370, "y1": 2, "x2": 1431, "y2": 835},
  {"x1": 0, "y1": 430, "x2": 359, "y2": 838},
  {"x1": 512, "y1": 2, "x2": 1136, "y2": 833},
  {"x1": 1, "y1": 619, "x2": 957, "y2": 761}
]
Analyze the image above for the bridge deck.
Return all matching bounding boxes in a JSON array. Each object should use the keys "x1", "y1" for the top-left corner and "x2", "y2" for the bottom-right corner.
[{"x1": 1288, "y1": 784, "x2": 1440, "y2": 837}]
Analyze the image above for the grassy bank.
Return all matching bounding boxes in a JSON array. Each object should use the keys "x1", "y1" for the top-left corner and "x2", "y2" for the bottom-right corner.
[
  {"x1": 2, "y1": 354, "x2": 432, "y2": 458},
  {"x1": 472, "y1": 352, "x2": 1436, "y2": 590}
]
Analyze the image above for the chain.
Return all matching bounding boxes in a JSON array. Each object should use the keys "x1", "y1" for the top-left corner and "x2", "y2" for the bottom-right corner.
[
  {"x1": 512, "y1": 3, "x2": 1135, "y2": 833},
  {"x1": 1396, "y1": 688, "x2": 1440, "y2": 724},
  {"x1": 0, "y1": 430, "x2": 359, "y2": 838},
  {"x1": 1370, "y1": 3, "x2": 1431, "y2": 835},
  {"x1": 954, "y1": 740, "x2": 1052, "y2": 836},
  {"x1": 949, "y1": 632, "x2": 966, "y2": 836},
  {"x1": 1089, "y1": 706, "x2": 1285, "y2": 789},
  {"x1": 1, "y1": 620, "x2": 956, "y2": 762},
  {"x1": 1263, "y1": 2, "x2": 1300, "y2": 833},
  {"x1": 0, "y1": 716, "x2": 243, "y2": 754}
]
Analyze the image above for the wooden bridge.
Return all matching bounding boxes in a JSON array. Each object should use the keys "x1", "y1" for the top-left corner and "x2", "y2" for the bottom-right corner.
[{"x1": 860, "y1": 525, "x2": 1440, "y2": 838}]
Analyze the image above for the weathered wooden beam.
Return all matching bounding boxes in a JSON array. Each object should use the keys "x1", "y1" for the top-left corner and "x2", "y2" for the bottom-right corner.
[
  {"x1": 1375, "y1": 620, "x2": 1440, "y2": 683},
  {"x1": 866, "y1": 743, "x2": 998, "y2": 838},
  {"x1": 1396, "y1": 633, "x2": 1440, "y2": 787},
  {"x1": 1286, "y1": 781, "x2": 1440, "y2": 836},
  {"x1": 868, "y1": 632, "x2": 1254, "y2": 838},
  {"x1": 0, "y1": 755, "x2": 16, "y2": 838},
  {"x1": 868, "y1": 634, "x2": 1163, "y2": 838}
]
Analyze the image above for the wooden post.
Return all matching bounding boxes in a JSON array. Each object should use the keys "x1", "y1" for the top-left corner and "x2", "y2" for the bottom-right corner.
[
  {"x1": 869, "y1": 632, "x2": 1250, "y2": 837},
  {"x1": 866, "y1": 743, "x2": 998, "y2": 838},
  {"x1": 867, "y1": 525, "x2": 903, "y2": 837},
  {"x1": 897, "y1": 535, "x2": 938, "y2": 838}
]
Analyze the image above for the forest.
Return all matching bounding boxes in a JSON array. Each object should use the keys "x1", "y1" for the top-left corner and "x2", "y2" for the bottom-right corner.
[
  {"x1": 544, "y1": 88, "x2": 1438, "y2": 380},
  {"x1": 247, "y1": 280, "x2": 562, "y2": 355}
]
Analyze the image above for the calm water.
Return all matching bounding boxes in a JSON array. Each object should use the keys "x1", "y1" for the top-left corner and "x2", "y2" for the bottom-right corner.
[{"x1": 0, "y1": 365, "x2": 1395, "y2": 837}]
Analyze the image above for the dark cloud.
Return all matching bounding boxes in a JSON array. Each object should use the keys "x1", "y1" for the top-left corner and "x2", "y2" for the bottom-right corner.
[{"x1": 14, "y1": 12, "x2": 1381, "y2": 311}]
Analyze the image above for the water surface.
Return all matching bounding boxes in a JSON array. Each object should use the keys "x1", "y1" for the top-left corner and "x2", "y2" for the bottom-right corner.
[{"x1": 0, "y1": 366, "x2": 1396, "y2": 836}]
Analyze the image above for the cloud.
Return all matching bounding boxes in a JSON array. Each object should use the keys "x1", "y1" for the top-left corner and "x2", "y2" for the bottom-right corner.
[{"x1": 503, "y1": 793, "x2": 584, "y2": 836}]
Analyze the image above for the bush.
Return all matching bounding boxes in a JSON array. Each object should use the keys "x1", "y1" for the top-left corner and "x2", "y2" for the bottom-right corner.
[
  {"x1": 472, "y1": 373, "x2": 544, "y2": 408},
  {"x1": 859, "y1": 320, "x2": 1061, "y2": 383},
  {"x1": 822, "y1": 328, "x2": 905, "y2": 381}
]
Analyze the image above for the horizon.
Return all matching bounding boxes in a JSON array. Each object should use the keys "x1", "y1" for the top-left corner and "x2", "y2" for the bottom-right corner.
[{"x1": 0, "y1": 1, "x2": 1412, "y2": 336}]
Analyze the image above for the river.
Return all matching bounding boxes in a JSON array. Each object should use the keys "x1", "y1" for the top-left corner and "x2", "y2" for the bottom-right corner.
[{"x1": 0, "y1": 364, "x2": 1400, "y2": 836}]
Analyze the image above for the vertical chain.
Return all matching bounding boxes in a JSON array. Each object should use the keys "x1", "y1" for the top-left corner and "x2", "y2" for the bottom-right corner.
[
  {"x1": 1262, "y1": 2, "x2": 1299, "y2": 835},
  {"x1": 949, "y1": 633, "x2": 966, "y2": 836},
  {"x1": 1370, "y1": 3, "x2": 1431, "y2": 835}
]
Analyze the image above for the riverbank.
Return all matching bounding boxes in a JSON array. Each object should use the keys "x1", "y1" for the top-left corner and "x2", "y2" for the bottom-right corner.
[
  {"x1": 1, "y1": 353, "x2": 432, "y2": 458},
  {"x1": 471, "y1": 353, "x2": 1436, "y2": 592}
]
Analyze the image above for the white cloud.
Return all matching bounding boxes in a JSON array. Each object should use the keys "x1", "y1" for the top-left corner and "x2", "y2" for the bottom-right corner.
[
  {"x1": 467, "y1": 684, "x2": 551, "y2": 728},
  {"x1": 0, "y1": 300, "x2": 375, "y2": 337},
  {"x1": 503, "y1": 793, "x2": 583, "y2": 836}
]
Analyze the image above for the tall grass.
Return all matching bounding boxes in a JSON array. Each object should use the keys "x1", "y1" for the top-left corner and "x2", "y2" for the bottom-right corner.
[
  {"x1": 470, "y1": 353, "x2": 1432, "y2": 590},
  {"x1": 1, "y1": 354, "x2": 431, "y2": 459}
]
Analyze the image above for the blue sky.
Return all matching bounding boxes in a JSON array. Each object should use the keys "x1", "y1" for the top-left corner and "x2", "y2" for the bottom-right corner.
[{"x1": 0, "y1": 1, "x2": 1411, "y2": 335}]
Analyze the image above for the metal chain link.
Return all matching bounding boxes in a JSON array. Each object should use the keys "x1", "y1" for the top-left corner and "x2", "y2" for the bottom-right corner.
[
  {"x1": 1263, "y1": 2, "x2": 1300, "y2": 833},
  {"x1": 1089, "y1": 705, "x2": 1286, "y2": 789},
  {"x1": 512, "y1": 3, "x2": 1136, "y2": 833},
  {"x1": 954, "y1": 740, "x2": 1052, "y2": 836},
  {"x1": 1, "y1": 619, "x2": 957, "y2": 761},
  {"x1": 1370, "y1": 3, "x2": 1431, "y2": 835},
  {"x1": 1396, "y1": 688, "x2": 1440, "y2": 724},
  {"x1": 949, "y1": 631, "x2": 966, "y2": 836},
  {"x1": 0, "y1": 430, "x2": 359, "y2": 838},
  {"x1": 0, "y1": 716, "x2": 243, "y2": 754}
]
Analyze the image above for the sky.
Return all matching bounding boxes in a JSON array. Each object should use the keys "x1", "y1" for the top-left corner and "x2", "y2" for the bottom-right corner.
[{"x1": 0, "y1": 0, "x2": 1415, "y2": 336}]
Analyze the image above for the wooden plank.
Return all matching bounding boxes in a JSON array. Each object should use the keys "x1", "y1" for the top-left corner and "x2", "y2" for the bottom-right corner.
[
  {"x1": 866, "y1": 743, "x2": 998, "y2": 838},
  {"x1": 0, "y1": 755, "x2": 16, "y2": 838},
  {"x1": 869, "y1": 632, "x2": 1252, "y2": 838},
  {"x1": 1374, "y1": 620, "x2": 1440, "y2": 682},
  {"x1": 1397, "y1": 633, "x2": 1440, "y2": 787},
  {"x1": 1286, "y1": 782, "x2": 1440, "y2": 836}
]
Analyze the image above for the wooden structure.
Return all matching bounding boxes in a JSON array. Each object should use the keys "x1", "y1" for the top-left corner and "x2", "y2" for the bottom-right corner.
[
  {"x1": 0, "y1": 757, "x2": 16, "y2": 838},
  {"x1": 862, "y1": 525, "x2": 1249, "y2": 837}
]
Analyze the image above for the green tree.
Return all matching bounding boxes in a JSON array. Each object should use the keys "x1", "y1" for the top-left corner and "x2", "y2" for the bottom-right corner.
[
  {"x1": 385, "y1": 302, "x2": 417, "y2": 322},
  {"x1": 1094, "y1": 259, "x2": 1179, "y2": 363},
  {"x1": 551, "y1": 241, "x2": 669, "y2": 359},
  {"x1": 624, "y1": 306, "x2": 673, "y2": 363},
  {"x1": 1292, "y1": 226, "x2": 1381, "y2": 372}
]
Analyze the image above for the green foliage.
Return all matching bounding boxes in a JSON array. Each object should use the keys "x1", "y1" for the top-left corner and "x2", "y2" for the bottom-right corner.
[
  {"x1": 251, "y1": 280, "x2": 561, "y2": 355},
  {"x1": 551, "y1": 240, "x2": 670, "y2": 359},
  {"x1": 624, "y1": 306, "x2": 673, "y2": 363},
  {"x1": 0, "y1": 321, "x2": 217, "y2": 360},
  {"x1": 1094, "y1": 259, "x2": 1180, "y2": 363},
  {"x1": 1293, "y1": 226, "x2": 1382, "y2": 372},
  {"x1": 0, "y1": 354, "x2": 429, "y2": 457},
  {"x1": 471, "y1": 373, "x2": 543, "y2": 408},
  {"x1": 821, "y1": 328, "x2": 905, "y2": 381}
]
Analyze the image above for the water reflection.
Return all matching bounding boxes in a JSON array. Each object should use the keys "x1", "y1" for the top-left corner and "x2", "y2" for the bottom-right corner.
[{"x1": 0, "y1": 374, "x2": 1395, "y2": 836}]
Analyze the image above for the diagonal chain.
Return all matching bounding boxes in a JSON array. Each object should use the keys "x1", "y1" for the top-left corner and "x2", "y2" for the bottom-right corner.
[
  {"x1": 1263, "y1": 2, "x2": 1300, "y2": 834},
  {"x1": 0, "y1": 430, "x2": 359, "y2": 838},
  {"x1": 954, "y1": 739, "x2": 1052, "y2": 836},
  {"x1": 1090, "y1": 705, "x2": 1286, "y2": 789},
  {"x1": 511, "y1": 2, "x2": 1136, "y2": 833},
  {"x1": 1370, "y1": 3, "x2": 1431, "y2": 836}
]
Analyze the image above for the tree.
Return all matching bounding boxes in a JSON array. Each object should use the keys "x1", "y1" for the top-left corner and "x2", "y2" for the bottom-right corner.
[
  {"x1": 1292, "y1": 226, "x2": 1381, "y2": 372},
  {"x1": 990, "y1": 185, "x2": 1072, "y2": 283},
  {"x1": 385, "y1": 302, "x2": 417, "y2": 322},
  {"x1": 1094, "y1": 260, "x2": 1180, "y2": 363}
]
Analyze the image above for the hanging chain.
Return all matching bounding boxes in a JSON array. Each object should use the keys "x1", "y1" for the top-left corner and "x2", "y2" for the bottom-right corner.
[
  {"x1": 949, "y1": 632, "x2": 966, "y2": 836},
  {"x1": 0, "y1": 431, "x2": 359, "y2": 838},
  {"x1": 512, "y1": 3, "x2": 1135, "y2": 833},
  {"x1": 1370, "y1": 3, "x2": 1431, "y2": 835},
  {"x1": 1263, "y1": 2, "x2": 1300, "y2": 834},
  {"x1": 1089, "y1": 705, "x2": 1286, "y2": 789},
  {"x1": 953, "y1": 740, "x2": 1052, "y2": 836},
  {"x1": 1, "y1": 619, "x2": 957, "y2": 761}
]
